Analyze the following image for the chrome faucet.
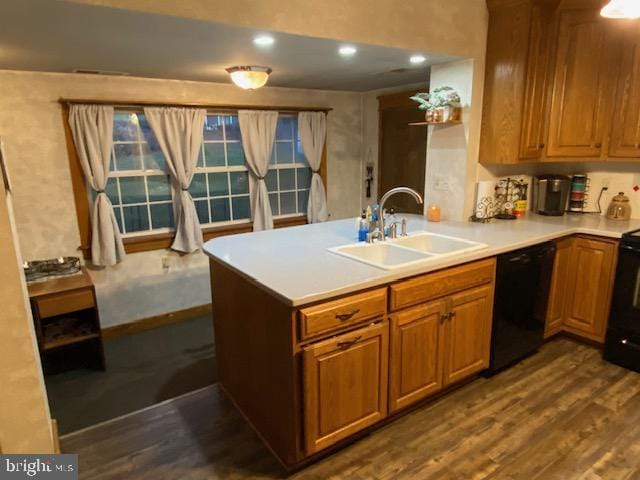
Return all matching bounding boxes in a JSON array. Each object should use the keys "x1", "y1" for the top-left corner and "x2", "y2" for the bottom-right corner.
[{"x1": 378, "y1": 187, "x2": 424, "y2": 241}]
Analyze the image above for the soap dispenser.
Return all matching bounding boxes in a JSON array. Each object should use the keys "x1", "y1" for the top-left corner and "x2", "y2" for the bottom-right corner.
[{"x1": 606, "y1": 192, "x2": 632, "y2": 221}]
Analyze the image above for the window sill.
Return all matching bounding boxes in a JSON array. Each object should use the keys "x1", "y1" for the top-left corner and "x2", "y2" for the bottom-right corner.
[{"x1": 120, "y1": 215, "x2": 308, "y2": 254}]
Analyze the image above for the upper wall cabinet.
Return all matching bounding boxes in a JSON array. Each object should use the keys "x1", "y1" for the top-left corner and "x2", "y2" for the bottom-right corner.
[
  {"x1": 609, "y1": 26, "x2": 640, "y2": 158},
  {"x1": 480, "y1": 0, "x2": 640, "y2": 163},
  {"x1": 546, "y1": 9, "x2": 617, "y2": 157},
  {"x1": 480, "y1": 0, "x2": 559, "y2": 164}
]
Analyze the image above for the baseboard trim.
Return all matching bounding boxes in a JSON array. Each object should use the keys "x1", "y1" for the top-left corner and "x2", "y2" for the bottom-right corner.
[{"x1": 102, "y1": 303, "x2": 212, "y2": 340}]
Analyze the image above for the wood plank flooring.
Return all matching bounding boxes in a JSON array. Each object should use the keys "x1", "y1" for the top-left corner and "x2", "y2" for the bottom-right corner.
[{"x1": 61, "y1": 338, "x2": 640, "y2": 480}]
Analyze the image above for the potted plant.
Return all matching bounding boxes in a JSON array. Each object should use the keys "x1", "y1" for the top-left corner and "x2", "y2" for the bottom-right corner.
[{"x1": 410, "y1": 86, "x2": 462, "y2": 123}]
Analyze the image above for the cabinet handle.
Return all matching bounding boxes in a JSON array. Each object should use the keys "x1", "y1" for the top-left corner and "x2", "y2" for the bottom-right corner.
[
  {"x1": 337, "y1": 335, "x2": 362, "y2": 350},
  {"x1": 635, "y1": 144, "x2": 640, "y2": 149},
  {"x1": 440, "y1": 313, "x2": 449, "y2": 323},
  {"x1": 539, "y1": 143, "x2": 545, "y2": 149},
  {"x1": 595, "y1": 142, "x2": 602, "y2": 148},
  {"x1": 448, "y1": 311, "x2": 456, "y2": 320},
  {"x1": 335, "y1": 309, "x2": 360, "y2": 321}
]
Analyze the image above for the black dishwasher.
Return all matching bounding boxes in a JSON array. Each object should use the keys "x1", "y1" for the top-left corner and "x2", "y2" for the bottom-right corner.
[{"x1": 488, "y1": 242, "x2": 556, "y2": 374}]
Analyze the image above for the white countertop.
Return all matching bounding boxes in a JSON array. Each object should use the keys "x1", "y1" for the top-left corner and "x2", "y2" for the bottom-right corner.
[{"x1": 203, "y1": 213, "x2": 640, "y2": 307}]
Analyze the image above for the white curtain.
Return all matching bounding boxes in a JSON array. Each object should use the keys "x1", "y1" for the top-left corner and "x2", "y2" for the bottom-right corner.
[
  {"x1": 298, "y1": 112, "x2": 328, "y2": 223},
  {"x1": 144, "y1": 107, "x2": 206, "y2": 253},
  {"x1": 238, "y1": 110, "x2": 278, "y2": 231},
  {"x1": 69, "y1": 104, "x2": 126, "y2": 267}
]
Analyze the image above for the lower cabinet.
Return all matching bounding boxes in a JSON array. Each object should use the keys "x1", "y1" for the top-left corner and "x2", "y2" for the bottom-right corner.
[
  {"x1": 389, "y1": 284, "x2": 494, "y2": 413},
  {"x1": 389, "y1": 300, "x2": 446, "y2": 412},
  {"x1": 544, "y1": 235, "x2": 618, "y2": 343},
  {"x1": 563, "y1": 236, "x2": 618, "y2": 342},
  {"x1": 302, "y1": 321, "x2": 389, "y2": 454},
  {"x1": 443, "y1": 285, "x2": 494, "y2": 386}
]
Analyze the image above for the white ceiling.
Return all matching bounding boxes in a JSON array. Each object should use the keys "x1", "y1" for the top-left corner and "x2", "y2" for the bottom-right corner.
[{"x1": 0, "y1": 0, "x2": 459, "y2": 91}]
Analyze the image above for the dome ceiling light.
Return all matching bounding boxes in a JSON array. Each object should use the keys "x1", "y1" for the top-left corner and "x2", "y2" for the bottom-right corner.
[
  {"x1": 600, "y1": 0, "x2": 640, "y2": 19},
  {"x1": 226, "y1": 66, "x2": 272, "y2": 89}
]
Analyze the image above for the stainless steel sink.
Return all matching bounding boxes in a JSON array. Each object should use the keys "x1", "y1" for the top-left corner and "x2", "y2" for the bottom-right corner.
[{"x1": 329, "y1": 231, "x2": 487, "y2": 270}]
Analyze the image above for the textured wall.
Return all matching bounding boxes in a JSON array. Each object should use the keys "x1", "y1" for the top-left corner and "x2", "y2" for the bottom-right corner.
[
  {"x1": 0, "y1": 70, "x2": 363, "y2": 326},
  {"x1": 0, "y1": 182, "x2": 53, "y2": 453}
]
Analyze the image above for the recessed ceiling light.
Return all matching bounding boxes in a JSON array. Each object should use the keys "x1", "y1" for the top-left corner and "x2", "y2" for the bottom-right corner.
[
  {"x1": 410, "y1": 54, "x2": 426, "y2": 64},
  {"x1": 338, "y1": 45, "x2": 357, "y2": 56},
  {"x1": 253, "y1": 35, "x2": 274, "y2": 46}
]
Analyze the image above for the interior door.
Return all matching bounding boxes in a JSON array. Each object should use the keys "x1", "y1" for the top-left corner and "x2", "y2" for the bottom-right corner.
[
  {"x1": 443, "y1": 285, "x2": 493, "y2": 386},
  {"x1": 546, "y1": 9, "x2": 617, "y2": 158},
  {"x1": 302, "y1": 322, "x2": 388, "y2": 454},
  {"x1": 609, "y1": 25, "x2": 640, "y2": 159},
  {"x1": 377, "y1": 90, "x2": 426, "y2": 213},
  {"x1": 389, "y1": 300, "x2": 446, "y2": 413}
]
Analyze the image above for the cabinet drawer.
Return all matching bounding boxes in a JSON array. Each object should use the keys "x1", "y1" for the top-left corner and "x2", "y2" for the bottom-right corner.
[
  {"x1": 390, "y1": 258, "x2": 496, "y2": 311},
  {"x1": 299, "y1": 288, "x2": 387, "y2": 341},
  {"x1": 36, "y1": 288, "x2": 95, "y2": 318}
]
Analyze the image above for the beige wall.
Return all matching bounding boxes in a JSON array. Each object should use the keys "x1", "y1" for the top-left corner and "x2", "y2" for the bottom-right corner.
[
  {"x1": 0, "y1": 179, "x2": 53, "y2": 453},
  {"x1": 0, "y1": 70, "x2": 363, "y2": 327}
]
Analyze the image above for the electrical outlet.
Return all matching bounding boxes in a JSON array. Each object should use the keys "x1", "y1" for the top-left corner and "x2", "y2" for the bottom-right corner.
[
  {"x1": 601, "y1": 177, "x2": 611, "y2": 189},
  {"x1": 161, "y1": 256, "x2": 170, "y2": 270},
  {"x1": 434, "y1": 175, "x2": 452, "y2": 192}
]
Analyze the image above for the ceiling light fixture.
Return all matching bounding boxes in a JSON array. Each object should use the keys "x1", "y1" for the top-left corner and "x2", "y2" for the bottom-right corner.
[
  {"x1": 226, "y1": 66, "x2": 272, "y2": 89},
  {"x1": 338, "y1": 45, "x2": 357, "y2": 56},
  {"x1": 409, "y1": 54, "x2": 426, "y2": 64},
  {"x1": 253, "y1": 35, "x2": 274, "y2": 46},
  {"x1": 600, "y1": 0, "x2": 640, "y2": 18}
]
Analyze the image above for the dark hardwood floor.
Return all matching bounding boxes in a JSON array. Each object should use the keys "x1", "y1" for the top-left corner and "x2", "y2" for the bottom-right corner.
[{"x1": 61, "y1": 338, "x2": 640, "y2": 480}]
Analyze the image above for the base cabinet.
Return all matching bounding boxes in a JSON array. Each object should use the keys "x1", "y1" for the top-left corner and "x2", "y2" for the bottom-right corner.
[
  {"x1": 443, "y1": 286, "x2": 494, "y2": 386},
  {"x1": 389, "y1": 300, "x2": 446, "y2": 413},
  {"x1": 544, "y1": 235, "x2": 618, "y2": 342},
  {"x1": 302, "y1": 322, "x2": 389, "y2": 455}
]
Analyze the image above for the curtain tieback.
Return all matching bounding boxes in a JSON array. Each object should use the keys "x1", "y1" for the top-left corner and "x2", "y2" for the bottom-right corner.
[
  {"x1": 256, "y1": 175, "x2": 266, "y2": 180},
  {"x1": 96, "y1": 190, "x2": 105, "y2": 194},
  {"x1": 181, "y1": 188, "x2": 190, "y2": 191},
  {"x1": 312, "y1": 169, "x2": 321, "y2": 174}
]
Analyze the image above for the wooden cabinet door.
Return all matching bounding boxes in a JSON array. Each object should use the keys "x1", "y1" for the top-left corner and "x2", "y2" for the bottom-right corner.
[
  {"x1": 564, "y1": 237, "x2": 618, "y2": 342},
  {"x1": 544, "y1": 237, "x2": 573, "y2": 338},
  {"x1": 547, "y1": 9, "x2": 617, "y2": 158},
  {"x1": 389, "y1": 300, "x2": 446, "y2": 413},
  {"x1": 302, "y1": 322, "x2": 388, "y2": 454},
  {"x1": 609, "y1": 26, "x2": 640, "y2": 159},
  {"x1": 443, "y1": 285, "x2": 494, "y2": 386}
]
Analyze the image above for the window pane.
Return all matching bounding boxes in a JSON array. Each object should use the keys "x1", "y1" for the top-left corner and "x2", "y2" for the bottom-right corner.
[
  {"x1": 269, "y1": 148, "x2": 276, "y2": 165},
  {"x1": 224, "y1": 115, "x2": 241, "y2": 141},
  {"x1": 275, "y1": 142, "x2": 294, "y2": 164},
  {"x1": 122, "y1": 205, "x2": 149, "y2": 232},
  {"x1": 208, "y1": 172, "x2": 229, "y2": 197},
  {"x1": 269, "y1": 192, "x2": 279, "y2": 216},
  {"x1": 280, "y1": 192, "x2": 296, "y2": 214},
  {"x1": 114, "y1": 143, "x2": 142, "y2": 171},
  {"x1": 297, "y1": 167, "x2": 312, "y2": 190},
  {"x1": 279, "y1": 168, "x2": 295, "y2": 191},
  {"x1": 147, "y1": 175, "x2": 171, "y2": 202},
  {"x1": 197, "y1": 147, "x2": 205, "y2": 168},
  {"x1": 113, "y1": 206, "x2": 123, "y2": 231},
  {"x1": 276, "y1": 117, "x2": 294, "y2": 141},
  {"x1": 295, "y1": 141, "x2": 307, "y2": 164},
  {"x1": 105, "y1": 177, "x2": 120, "y2": 205},
  {"x1": 226, "y1": 142, "x2": 245, "y2": 166},
  {"x1": 204, "y1": 143, "x2": 225, "y2": 167},
  {"x1": 119, "y1": 177, "x2": 146, "y2": 204},
  {"x1": 194, "y1": 199, "x2": 210, "y2": 224},
  {"x1": 113, "y1": 112, "x2": 138, "y2": 142},
  {"x1": 230, "y1": 171, "x2": 249, "y2": 195},
  {"x1": 232, "y1": 195, "x2": 250, "y2": 220},
  {"x1": 204, "y1": 115, "x2": 224, "y2": 141},
  {"x1": 210, "y1": 197, "x2": 230, "y2": 222},
  {"x1": 150, "y1": 202, "x2": 174, "y2": 229},
  {"x1": 265, "y1": 170, "x2": 278, "y2": 192},
  {"x1": 190, "y1": 173, "x2": 207, "y2": 198},
  {"x1": 141, "y1": 140, "x2": 166, "y2": 171},
  {"x1": 298, "y1": 190, "x2": 309, "y2": 213}
]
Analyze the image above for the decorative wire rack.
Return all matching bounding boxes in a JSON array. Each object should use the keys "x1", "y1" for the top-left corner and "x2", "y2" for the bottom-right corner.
[{"x1": 24, "y1": 257, "x2": 81, "y2": 283}]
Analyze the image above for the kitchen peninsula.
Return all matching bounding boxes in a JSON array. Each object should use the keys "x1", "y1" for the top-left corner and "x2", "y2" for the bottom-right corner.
[{"x1": 204, "y1": 214, "x2": 640, "y2": 469}]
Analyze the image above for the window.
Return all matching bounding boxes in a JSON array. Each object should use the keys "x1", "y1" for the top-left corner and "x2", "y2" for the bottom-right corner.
[{"x1": 100, "y1": 111, "x2": 313, "y2": 237}]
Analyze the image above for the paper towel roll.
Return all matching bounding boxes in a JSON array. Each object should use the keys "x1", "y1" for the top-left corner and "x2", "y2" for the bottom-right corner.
[{"x1": 475, "y1": 181, "x2": 496, "y2": 219}]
